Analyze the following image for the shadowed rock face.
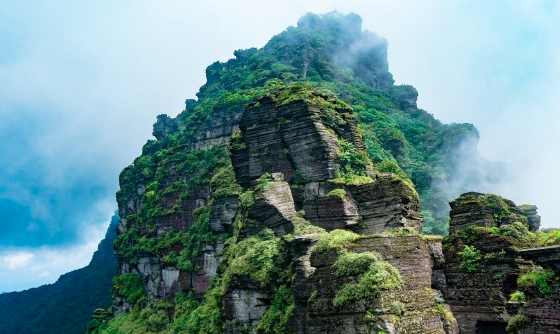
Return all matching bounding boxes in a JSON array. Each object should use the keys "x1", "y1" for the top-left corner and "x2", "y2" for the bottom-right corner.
[
  {"x1": 443, "y1": 192, "x2": 560, "y2": 334},
  {"x1": 291, "y1": 235, "x2": 458, "y2": 334},
  {"x1": 448, "y1": 192, "x2": 530, "y2": 235},
  {"x1": 231, "y1": 98, "x2": 345, "y2": 187},
  {"x1": 94, "y1": 12, "x2": 560, "y2": 334},
  {"x1": 232, "y1": 96, "x2": 421, "y2": 235},
  {"x1": 224, "y1": 95, "x2": 457, "y2": 333},
  {"x1": 517, "y1": 204, "x2": 541, "y2": 231},
  {"x1": 246, "y1": 174, "x2": 296, "y2": 236},
  {"x1": 111, "y1": 88, "x2": 558, "y2": 334}
]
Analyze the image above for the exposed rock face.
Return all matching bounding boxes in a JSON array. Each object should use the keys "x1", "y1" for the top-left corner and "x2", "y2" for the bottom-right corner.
[
  {"x1": 115, "y1": 108, "x2": 242, "y2": 302},
  {"x1": 443, "y1": 192, "x2": 560, "y2": 334},
  {"x1": 291, "y1": 235, "x2": 457, "y2": 334},
  {"x1": 246, "y1": 173, "x2": 296, "y2": 235},
  {"x1": 448, "y1": 192, "x2": 529, "y2": 235},
  {"x1": 517, "y1": 204, "x2": 541, "y2": 231},
  {"x1": 231, "y1": 98, "x2": 346, "y2": 187},
  {"x1": 112, "y1": 86, "x2": 560, "y2": 334},
  {"x1": 302, "y1": 182, "x2": 360, "y2": 230},
  {"x1": 346, "y1": 175, "x2": 421, "y2": 234},
  {"x1": 232, "y1": 96, "x2": 421, "y2": 235},
  {"x1": 210, "y1": 196, "x2": 239, "y2": 233},
  {"x1": 224, "y1": 95, "x2": 455, "y2": 333},
  {"x1": 302, "y1": 174, "x2": 421, "y2": 234},
  {"x1": 188, "y1": 107, "x2": 242, "y2": 150},
  {"x1": 521, "y1": 291, "x2": 560, "y2": 334},
  {"x1": 97, "y1": 13, "x2": 560, "y2": 334},
  {"x1": 223, "y1": 285, "x2": 270, "y2": 334},
  {"x1": 153, "y1": 114, "x2": 178, "y2": 140},
  {"x1": 518, "y1": 245, "x2": 560, "y2": 272}
]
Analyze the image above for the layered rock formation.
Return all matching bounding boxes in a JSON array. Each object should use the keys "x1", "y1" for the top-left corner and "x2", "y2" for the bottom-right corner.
[
  {"x1": 292, "y1": 235, "x2": 458, "y2": 334},
  {"x1": 443, "y1": 193, "x2": 560, "y2": 334},
  {"x1": 225, "y1": 93, "x2": 454, "y2": 333},
  {"x1": 96, "y1": 86, "x2": 460, "y2": 334},
  {"x1": 88, "y1": 12, "x2": 560, "y2": 334}
]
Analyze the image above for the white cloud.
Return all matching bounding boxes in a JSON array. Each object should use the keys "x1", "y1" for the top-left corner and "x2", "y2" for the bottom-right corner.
[
  {"x1": 1, "y1": 252, "x2": 34, "y2": 270},
  {"x1": 0, "y1": 219, "x2": 108, "y2": 293}
]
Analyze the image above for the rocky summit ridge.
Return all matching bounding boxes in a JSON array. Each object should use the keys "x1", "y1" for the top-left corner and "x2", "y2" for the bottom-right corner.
[{"x1": 87, "y1": 12, "x2": 560, "y2": 334}]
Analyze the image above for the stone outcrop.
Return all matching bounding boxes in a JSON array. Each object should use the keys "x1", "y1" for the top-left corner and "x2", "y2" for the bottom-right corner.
[
  {"x1": 292, "y1": 235, "x2": 458, "y2": 334},
  {"x1": 96, "y1": 12, "x2": 560, "y2": 334},
  {"x1": 302, "y1": 174, "x2": 421, "y2": 234},
  {"x1": 223, "y1": 288, "x2": 270, "y2": 334},
  {"x1": 231, "y1": 98, "x2": 348, "y2": 187},
  {"x1": 517, "y1": 204, "x2": 541, "y2": 231},
  {"x1": 448, "y1": 192, "x2": 530, "y2": 235},
  {"x1": 246, "y1": 173, "x2": 296, "y2": 235},
  {"x1": 232, "y1": 95, "x2": 421, "y2": 235},
  {"x1": 224, "y1": 94, "x2": 455, "y2": 333},
  {"x1": 443, "y1": 192, "x2": 560, "y2": 334},
  {"x1": 112, "y1": 84, "x2": 557, "y2": 334},
  {"x1": 210, "y1": 196, "x2": 240, "y2": 233}
]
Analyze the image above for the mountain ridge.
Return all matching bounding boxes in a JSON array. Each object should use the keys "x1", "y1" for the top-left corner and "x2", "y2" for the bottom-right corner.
[{"x1": 0, "y1": 215, "x2": 119, "y2": 334}]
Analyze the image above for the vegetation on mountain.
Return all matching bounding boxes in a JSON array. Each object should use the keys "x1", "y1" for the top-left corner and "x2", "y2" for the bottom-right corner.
[{"x1": 89, "y1": 12, "x2": 510, "y2": 334}]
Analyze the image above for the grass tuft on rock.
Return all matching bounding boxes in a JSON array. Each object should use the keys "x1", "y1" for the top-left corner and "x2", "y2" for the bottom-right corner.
[
  {"x1": 333, "y1": 260, "x2": 402, "y2": 307},
  {"x1": 313, "y1": 229, "x2": 360, "y2": 254}
]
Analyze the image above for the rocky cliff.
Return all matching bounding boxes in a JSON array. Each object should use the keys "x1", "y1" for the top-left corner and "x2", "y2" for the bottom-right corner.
[
  {"x1": 442, "y1": 193, "x2": 560, "y2": 334},
  {"x1": 87, "y1": 12, "x2": 559, "y2": 334}
]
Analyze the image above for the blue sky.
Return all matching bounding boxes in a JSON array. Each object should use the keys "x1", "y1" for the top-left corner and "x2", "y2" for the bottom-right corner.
[{"x1": 0, "y1": 0, "x2": 559, "y2": 292}]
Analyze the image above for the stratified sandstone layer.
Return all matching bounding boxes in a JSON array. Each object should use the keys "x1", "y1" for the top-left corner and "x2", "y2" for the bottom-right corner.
[{"x1": 443, "y1": 192, "x2": 560, "y2": 334}]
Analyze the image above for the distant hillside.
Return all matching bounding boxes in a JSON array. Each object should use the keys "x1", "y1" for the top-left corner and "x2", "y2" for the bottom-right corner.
[{"x1": 0, "y1": 215, "x2": 118, "y2": 334}]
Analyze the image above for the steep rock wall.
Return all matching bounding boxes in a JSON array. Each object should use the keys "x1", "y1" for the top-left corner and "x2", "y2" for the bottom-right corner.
[{"x1": 443, "y1": 192, "x2": 560, "y2": 334}]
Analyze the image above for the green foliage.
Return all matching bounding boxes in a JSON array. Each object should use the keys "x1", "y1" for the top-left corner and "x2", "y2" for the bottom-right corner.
[
  {"x1": 255, "y1": 286, "x2": 295, "y2": 334},
  {"x1": 91, "y1": 300, "x2": 173, "y2": 334},
  {"x1": 239, "y1": 190, "x2": 255, "y2": 209},
  {"x1": 112, "y1": 273, "x2": 145, "y2": 305},
  {"x1": 210, "y1": 164, "x2": 242, "y2": 198},
  {"x1": 327, "y1": 188, "x2": 347, "y2": 199},
  {"x1": 333, "y1": 251, "x2": 380, "y2": 277},
  {"x1": 517, "y1": 266, "x2": 555, "y2": 296},
  {"x1": 336, "y1": 137, "x2": 370, "y2": 177},
  {"x1": 536, "y1": 229, "x2": 560, "y2": 246},
  {"x1": 255, "y1": 172, "x2": 273, "y2": 192},
  {"x1": 331, "y1": 174, "x2": 373, "y2": 186},
  {"x1": 223, "y1": 229, "x2": 284, "y2": 288},
  {"x1": 458, "y1": 245, "x2": 481, "y2": 273},
  {"x1": 333, "y1": 260, "x2": 402, "y2": 306},
  {"x1": 313, "y1": 229, "x2": 361, "y2": 254},
  {"x1": 230, "y1": 128, "x2": 246, "y2": 151},
  {"x1": 460, "y1": 222, "x2": 559, "y2": 249},
  {"x1": 114, "y1": 146, "x2": 233, "y2": 263},
  {"x1": 509, "y1": 291, "x2": 526, "y2": 303},
  {"x1": 506, "y1": 314, "x2": 528, "y2": 333},
  {"x1": 389, "y1": 301, "x2": 406, "y2": 316},
  {"x1": 292, "y1": 213, "x2": 326, "y2": 236},
  {"x1": 387, "y1": 226, "x2": 419, "y2": 237},
  {"x1": 171, "y1": 284, "x2": 224, "y2": 334},
  {"x1": 487, "y1": 221, "x2": 537, "y2": 247},
  {"x1": 435, "y1": 304, "x2": 455, "y2": 323},
  {"x1": 103, "y1": 12, "x2": 496, "y2": 333},
  {"x1": 175, "y1": 206, "x2": 215, "y2": 272}
]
